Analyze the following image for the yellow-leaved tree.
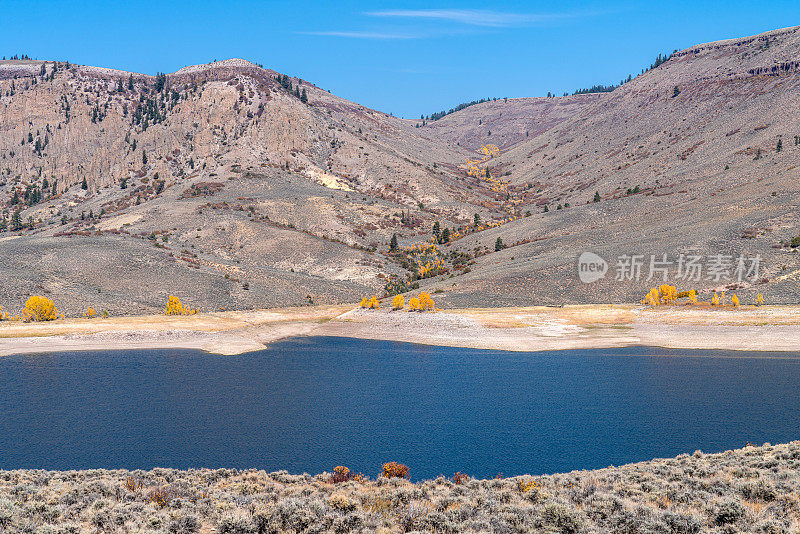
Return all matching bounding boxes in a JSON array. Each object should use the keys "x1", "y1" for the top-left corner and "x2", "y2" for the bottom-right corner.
[
  {"x1": 688, "y1": 289, "x2": 698, "y2": 304},
  {"x1": 164, "y1": 295, "x2": 197, "y2": 316},
  {"x1": 392, "y1": 294, "x2": 405, "y2": 310},
  {"x1": 408, "y1": 297, "x2": 421, "y2": 311},
  {"x1": 84, "y1": 307, "x2": 97, "y2": 319},
  {"x1": 659, "y1": 285, "x2": 678, "y2": 303},
  {"x1": 0, "y1": 305, "x2": 7, "y2": 321},
  {"x1": 731, "y1": 294, "x2": 740, "y2": 307},
  {"x1": 643, "y1": 288, "x2": 660, "y2": 306},
  {"x1": 756, "y1": 294, "x2": 764, "y2": 306},
  {"x1": 419, "y1": 291, "x2": 435, "y2": 311},
  {"x1": 23, "y1": 296, "x2": 60, "y2": 322},
  {"x1": 711, "y1": 292, "x2": 720, "y2": 306},
  {"x1": 359, "y1": 296, "x2": 381, "y2": 309}
]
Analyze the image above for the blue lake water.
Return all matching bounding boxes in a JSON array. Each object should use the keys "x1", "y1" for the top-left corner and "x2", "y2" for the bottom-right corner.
[{"x1": 1, "y1": 337, "x2": 799, "y2": 480}]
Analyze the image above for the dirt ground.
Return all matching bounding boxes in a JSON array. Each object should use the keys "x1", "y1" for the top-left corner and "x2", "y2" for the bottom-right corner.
[{"x1": 1, "y1": 303, "x2": 798, "y2": 356}]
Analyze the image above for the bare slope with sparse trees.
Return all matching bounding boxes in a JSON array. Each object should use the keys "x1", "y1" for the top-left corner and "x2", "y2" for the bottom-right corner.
[{"x1": 1, "y1": 26, "x2": 800, "y2": 314}]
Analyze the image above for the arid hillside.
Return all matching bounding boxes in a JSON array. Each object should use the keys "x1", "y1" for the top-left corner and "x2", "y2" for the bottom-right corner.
[
  {"x1": 416, "y1": 25, "x2": 800, "y2": 307},
  {"x1": 1, "y1": 26, "x2": 800, "y2": 314},
  {"x1": 1, "y1": 442, "x2": 799, "y2": 533},
  {"x1": 418, "y1": 93, "x2": 602, "y2": 150}
]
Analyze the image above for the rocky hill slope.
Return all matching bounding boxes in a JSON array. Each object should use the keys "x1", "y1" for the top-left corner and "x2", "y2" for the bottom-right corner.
[{"x1": 1, "y1": 26, "x2": 800, "y2": 314}]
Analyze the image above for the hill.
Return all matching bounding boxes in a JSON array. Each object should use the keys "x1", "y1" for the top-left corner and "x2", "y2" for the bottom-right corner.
[
  {"x1": 418, "y1": 25, "x2": 800, "y2": 307},
  {"x1": 2, "y1": 26, "x2": 800, "y2": 314},
  {"x1": 0, "y1": 441, "x2": 797, "y2": 532}
]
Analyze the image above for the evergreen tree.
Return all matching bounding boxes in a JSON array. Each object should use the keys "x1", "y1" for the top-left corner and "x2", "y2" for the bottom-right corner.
[
  {"x1": 495, "y1": 237, "x2": 504, "y2": 251},
  {"x1": 473, "y1": 213, "x2": 481, "y2": 228},
  {"x1": 128, "y1": 74, "x2": 134, "y2": 91},
  {"x1": 142, "y1": 151, "x2": 148, "y2": 165},
  {"x1": 81, "y1": 177, "x2": 88, "y2": 190},
  {"x1": 777, "y1": 139, "x2": 783, "y2": 152},
  {"x1": 389, "y1": 233, "x2": 398, "y2": 252},
  {"x1": 300, "y1": 88, "x2": 308, "y2": 103},
  {"x1": 154, "y1": 72, "x2": 166, "y2": 92},
  {"x1": 441, "y1": 228, "x2": 450, "y2": 243},
  {"x1": 593, "y1": 191, "x2": 601, "y2": 202},
  {"x1": 10, "y1": 209, "x2": 22, "y2": 231},
  {"x1": 432, "y1": 221, "x2": 440, "y2": 239}
]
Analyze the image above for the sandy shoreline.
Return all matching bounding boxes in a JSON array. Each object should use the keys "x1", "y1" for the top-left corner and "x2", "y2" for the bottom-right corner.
[{"x1": 0, "y1": 304, "x2": 798, "y2": 356}]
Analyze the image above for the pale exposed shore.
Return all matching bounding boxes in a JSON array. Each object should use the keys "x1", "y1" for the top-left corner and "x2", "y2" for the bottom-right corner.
[{"x1": 0, "y1": 304, "x2": 799, "y2": 356}]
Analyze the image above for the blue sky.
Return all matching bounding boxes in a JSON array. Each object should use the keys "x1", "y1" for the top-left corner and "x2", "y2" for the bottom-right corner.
[{"x1": 2, "y1": 0, "x2": 800, "y2": 117}]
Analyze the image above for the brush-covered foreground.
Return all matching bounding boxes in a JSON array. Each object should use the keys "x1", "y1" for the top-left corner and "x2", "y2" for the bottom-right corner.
[{"x1": 2, "y1": 442, "x2": 799, "y2": 533}]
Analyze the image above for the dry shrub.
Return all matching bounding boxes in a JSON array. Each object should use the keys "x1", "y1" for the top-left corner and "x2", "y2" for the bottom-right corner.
[
  {"x1": 328, "y1": 493, "x2": 356, "y2": 512},
  {"x1": 330, "y1": 465, "x2": 364, "y2": 484},
  {"x1": 146, "y1": 486, "x2": 175, "y2": 508},
  {"x1": 518, "y1": 477, "x2": 540, "y2": 493},
  {"x1": 123, "y1": 477, "x2": 143, "y2": 493},
  {"x1": 382, "y1": 462, "x2": 410, "y2": 479},
  {"x1": 452, "y1": 472, "x2": 469, "y2": 485},
  {"x1": 396, "y1": 500, "x2": 433, "y2": 532}
]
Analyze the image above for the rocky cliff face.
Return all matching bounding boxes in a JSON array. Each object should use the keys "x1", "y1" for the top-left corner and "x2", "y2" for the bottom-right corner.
[{"x1": 0, "y1": 58, "x2": 473, "y2": 209}]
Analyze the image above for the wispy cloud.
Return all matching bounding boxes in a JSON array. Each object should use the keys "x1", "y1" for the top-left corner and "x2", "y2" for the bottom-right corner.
[
  {"x1": 303, "y1": 7, "x2": 592, "y2": 40},
  {"x1": 301, "y1": 30, "x2": 419, "y2": 40},
  {"x1": 364, "y1": 8, "x2": 563, "y2": 27}
]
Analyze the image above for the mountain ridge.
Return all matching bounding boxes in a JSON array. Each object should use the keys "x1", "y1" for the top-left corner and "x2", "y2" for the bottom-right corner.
[{"x1": 1, "y1": 24, "x2": 799, "y2": 314}]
